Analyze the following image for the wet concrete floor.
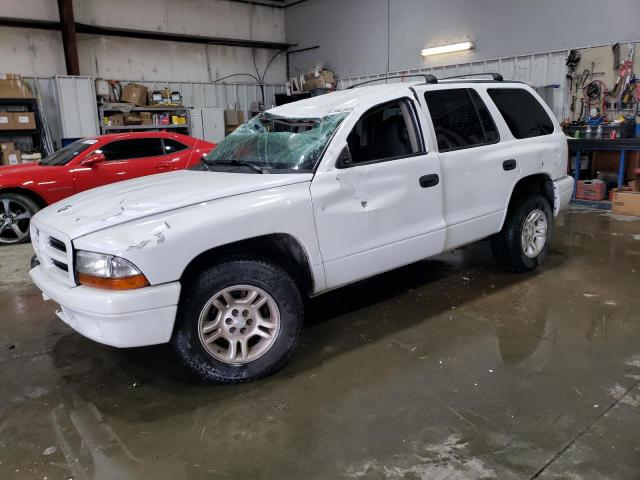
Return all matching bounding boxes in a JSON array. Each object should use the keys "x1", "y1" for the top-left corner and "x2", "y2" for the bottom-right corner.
[{"x1": 1, "y1": 206, "x2": 639, "y2": 479}]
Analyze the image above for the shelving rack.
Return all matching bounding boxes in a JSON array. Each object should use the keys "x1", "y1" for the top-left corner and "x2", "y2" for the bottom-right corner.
[
  {"x1": 0, "y1": 98, "x2": 43, "y2": 151},
  {"x1": 98, "y1": 104, "x2": 191, "y2": 135}
]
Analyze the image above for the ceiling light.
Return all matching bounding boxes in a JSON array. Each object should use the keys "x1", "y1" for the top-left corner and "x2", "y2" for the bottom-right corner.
[{"x1": 421, "y1": 41, "x2": 474, "y2": 57}]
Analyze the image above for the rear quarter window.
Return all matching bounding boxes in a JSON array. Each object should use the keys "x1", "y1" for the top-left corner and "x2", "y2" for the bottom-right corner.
[{"x1": 487, "y1": 88, "x2": 554, "y2": 139}]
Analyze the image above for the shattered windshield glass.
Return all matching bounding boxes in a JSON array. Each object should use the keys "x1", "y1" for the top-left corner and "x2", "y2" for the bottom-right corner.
[{"x1": 202, "y1": 112, "x2": 348, "y2": 173}]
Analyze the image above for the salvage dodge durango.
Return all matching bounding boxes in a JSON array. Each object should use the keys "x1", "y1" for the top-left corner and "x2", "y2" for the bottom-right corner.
[{"x1": 29, "y1": 77, "x2": 574, "y2": 383}]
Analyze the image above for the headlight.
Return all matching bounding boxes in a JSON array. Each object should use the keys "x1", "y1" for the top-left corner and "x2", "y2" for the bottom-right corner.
[{"x1": 75, "y1": 250, "x2": 149, "y2": 290}]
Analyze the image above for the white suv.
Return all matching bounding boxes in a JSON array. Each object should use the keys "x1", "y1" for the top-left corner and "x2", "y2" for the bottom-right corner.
[{"x1": 29, "y1": 77, "x2": 574, "y2": 383}]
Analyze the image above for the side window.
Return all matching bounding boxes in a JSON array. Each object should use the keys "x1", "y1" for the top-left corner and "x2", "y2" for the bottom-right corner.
[
  {"x1": 424, "y1": 88, "x2": 499, "y2": 152},
  {"x1": 347, "y1": 99, "x2": 423, "y2": 165},
  {"x1": 163, "y1": 138, "x2": 188, "y2": 154},
  {"x1": 98, "y1": 139, "x2": 164, "y2": 161},
  {"x1": 487, "y1": 88, "x2": 554, "y2": 139}
]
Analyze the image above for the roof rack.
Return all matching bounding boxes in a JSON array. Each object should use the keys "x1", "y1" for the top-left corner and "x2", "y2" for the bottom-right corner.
[
  {"x1": 439, "y1": 72, "x2": 504, "y2": 81},
  {"x1": 347, "y1": 74, "x2": 438, "y2": 89}
]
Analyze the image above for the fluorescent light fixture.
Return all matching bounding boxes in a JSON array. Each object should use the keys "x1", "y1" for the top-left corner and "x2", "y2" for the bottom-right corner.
[{"x1": 421, "y1": 41, "x2": 474, "y2": 57}]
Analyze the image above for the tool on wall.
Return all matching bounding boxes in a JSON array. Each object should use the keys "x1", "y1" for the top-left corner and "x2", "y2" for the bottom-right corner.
[{"x1": 612, "y1": 44, "x2": 634, "y2": 98}]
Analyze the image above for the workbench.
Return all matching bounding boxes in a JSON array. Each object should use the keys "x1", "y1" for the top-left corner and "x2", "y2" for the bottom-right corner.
[{"x1": 567, "y1": 137, "x2": 640, "y2": 208}]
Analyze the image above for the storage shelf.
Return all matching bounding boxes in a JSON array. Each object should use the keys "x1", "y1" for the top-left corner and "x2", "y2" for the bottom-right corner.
[
  {"x1": 100, "y1": 104, "x2": 187, "y2": 112},
  {"x1": 102, "y1": 124, "x2": 189, "y2": 131},
  {"x1": 0, "y1": 129, "x2": 39, "y2": 135},
  {"x1": 0, "y1": 98, "x2": 37, "y2": 106}
]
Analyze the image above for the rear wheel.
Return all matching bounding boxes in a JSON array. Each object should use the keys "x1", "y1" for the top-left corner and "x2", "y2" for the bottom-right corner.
[
  {"x1": 172, "y1": 258, "x2": 303, "y2": 383},
  {"x1": 491, "y1": 193, "x2": 552, "y2": 272},
  {"x1": 0, "y1": 193, "x2": 39, "y2": 245}
]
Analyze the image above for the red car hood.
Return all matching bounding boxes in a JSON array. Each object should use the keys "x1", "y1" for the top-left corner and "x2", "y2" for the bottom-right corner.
[{"x1": 0, "y1": 162, "x2": 47, "y2": 179}]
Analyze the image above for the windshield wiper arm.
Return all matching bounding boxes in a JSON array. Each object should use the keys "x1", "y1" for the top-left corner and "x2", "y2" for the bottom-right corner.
[{"x1": 207, "y1": 159, "x2": 270, "y2": 174}]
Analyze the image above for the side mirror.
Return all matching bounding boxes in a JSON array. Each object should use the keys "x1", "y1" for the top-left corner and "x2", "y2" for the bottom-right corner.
[
  {"x1": 82, "y1": 152, "x2": 106, "y2": 166},
  {"x1": 336, "y1": 145, "x2": 353, "y2": 169}
]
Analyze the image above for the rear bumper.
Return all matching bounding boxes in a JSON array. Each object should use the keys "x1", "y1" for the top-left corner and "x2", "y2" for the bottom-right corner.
[
  {"x1": 553, "y1": 175, "x2": 574, "y2": 216},
  {"x1": 29, "y1": 265, "x2": 181, "y2": 348}
]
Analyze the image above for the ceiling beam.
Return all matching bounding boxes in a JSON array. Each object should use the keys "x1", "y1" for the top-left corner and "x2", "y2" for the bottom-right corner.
[{"x1": 0, "y1": 17, "x2": 294, "y2": 50}]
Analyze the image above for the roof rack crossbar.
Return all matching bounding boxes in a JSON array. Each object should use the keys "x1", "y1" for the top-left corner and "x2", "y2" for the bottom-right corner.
[
  {"x1": 346, "y1": 74, "x2": 438, "y2": 89},
  {"x1": 439, "y1": 72, "x2": 504, "y2": 81}
]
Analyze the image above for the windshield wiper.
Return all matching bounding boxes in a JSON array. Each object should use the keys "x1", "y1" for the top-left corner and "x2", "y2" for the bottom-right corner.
[{"x1": 206, "y1": 159, "x2": 270, "y2": 174}]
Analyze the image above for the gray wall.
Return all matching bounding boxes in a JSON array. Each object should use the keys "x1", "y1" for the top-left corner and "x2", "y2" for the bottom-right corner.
[{"x1": 285, "y1": 0, "x2": 640, "y2": 78}]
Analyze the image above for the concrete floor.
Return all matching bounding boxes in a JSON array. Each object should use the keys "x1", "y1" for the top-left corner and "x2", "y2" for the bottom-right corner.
[{"x1": 1, "y1": 207, "x2": 639, "y2": 479}]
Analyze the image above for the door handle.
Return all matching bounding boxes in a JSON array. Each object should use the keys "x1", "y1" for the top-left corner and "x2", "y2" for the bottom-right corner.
[
  {"x1": 156, "y1": 162, "x2": 171, "y2": 170},
  {"x1": 503, "y1": 159, "x2": 517, "y2": 171},
  {"x1": 419, "y1": 174, "x2": 439, "y2": 188}
]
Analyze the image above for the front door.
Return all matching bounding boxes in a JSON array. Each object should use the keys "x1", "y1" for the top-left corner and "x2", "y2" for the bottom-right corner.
[
  {"x1": 311, "y1": 97, "x2": 446, "y2": 289},
  {"x1": 73, "y1": 138, "x2": 166, "y2": 192}
]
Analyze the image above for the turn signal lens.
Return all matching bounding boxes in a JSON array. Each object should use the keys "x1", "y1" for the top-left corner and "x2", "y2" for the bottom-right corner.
[{"x1": 77, "y1": 273, "x2": 149, "y2": 290}]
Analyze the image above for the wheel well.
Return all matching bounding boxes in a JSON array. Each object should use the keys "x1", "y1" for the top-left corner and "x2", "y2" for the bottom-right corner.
[
  {"x1": 0, "y1": 188, "x2": 47, "y2": 209},
  {"x1": 180, "y1": 234, "x2": 314, "y2": 296},
  {"x1": 508, "y1": 174, "x2": 554, "y2": 213}
]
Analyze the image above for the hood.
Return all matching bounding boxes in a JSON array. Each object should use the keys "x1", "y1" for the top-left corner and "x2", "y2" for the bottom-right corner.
[
  {"x1": 34, "y1": 170, "x2": 312, "y2": 239},
  {"x1": 0, "y1": 162, "x2": 45, "y2": 178}
]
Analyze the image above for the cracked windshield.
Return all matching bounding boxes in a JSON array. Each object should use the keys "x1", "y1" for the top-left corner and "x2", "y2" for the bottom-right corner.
[{"x1": 202, "y1": 112, "x2": 348, "y2": 173}]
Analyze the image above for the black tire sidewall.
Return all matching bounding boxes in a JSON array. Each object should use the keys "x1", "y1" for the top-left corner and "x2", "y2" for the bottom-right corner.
[
  {"x1": 173, "y1": 259, "x2": 302, "y2": 383},
  {"x1": 507, "y1": 194, "x2": 553, "y2": 271}
]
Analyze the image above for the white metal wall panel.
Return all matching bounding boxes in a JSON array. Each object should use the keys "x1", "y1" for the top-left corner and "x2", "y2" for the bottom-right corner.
[{"x1": 54, "y1": 76, "x2": 100, "y2": 139}]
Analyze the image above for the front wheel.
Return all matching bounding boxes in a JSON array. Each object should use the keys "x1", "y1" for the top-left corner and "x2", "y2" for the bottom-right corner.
[
  {"x1": 0, "y1": 193, "x2": 39, "y2": 245},
  {"x1": 172, "y1": 259, "x2": 303, "y2": 383},
  {"x1": 491, "y1": 194, "x2": 553, "y2": 273}
]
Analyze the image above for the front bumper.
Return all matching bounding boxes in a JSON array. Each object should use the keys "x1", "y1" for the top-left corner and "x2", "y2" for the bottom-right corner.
[
  {"x1": 553, "y1": 175, "x2": 574, "y2": 216},
  {"x1": 29, "y1": 266, "x2": 181, "y2": 348}
]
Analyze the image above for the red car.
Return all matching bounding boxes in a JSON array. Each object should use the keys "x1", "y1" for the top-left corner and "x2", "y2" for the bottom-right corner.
[{"x1": 0, "y1": 132, "x2": 214, "y2": 245}]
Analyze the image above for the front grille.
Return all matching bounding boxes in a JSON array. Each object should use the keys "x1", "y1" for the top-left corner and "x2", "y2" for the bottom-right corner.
[
  {"x1": 49, "y1": 237, "x2": 67, "y2": 253},
  {"x1": 31, "y1": 221, "x2": 75, "y2": 287},
  {"x1": 51, "y1": 259, "x2": 69, "y2": 272}
]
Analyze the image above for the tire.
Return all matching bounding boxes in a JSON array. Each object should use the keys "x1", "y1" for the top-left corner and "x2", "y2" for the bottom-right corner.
[
  {"x1": 0, "y1": 193, "x2": 40, "y2": 245},
  {"x1": 491, "y1": 193, "x2": 553, "y2": 273},
  {"x1": 172, "y1": 258, "x2": 303, "y2": 384}
]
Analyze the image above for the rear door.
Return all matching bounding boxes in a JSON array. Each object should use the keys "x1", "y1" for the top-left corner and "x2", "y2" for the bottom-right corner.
[
  {"x1": 417, "y1": 86, "x2": 519, "y2": 249},
  {"x1": 73, "y1": 138, "x2": 165, "y2": 192},
  {"x1": 311, "y1": 97, "x2": 446, "y2": 289}
]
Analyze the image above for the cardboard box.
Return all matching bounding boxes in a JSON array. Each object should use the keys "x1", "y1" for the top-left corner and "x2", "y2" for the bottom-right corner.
[
  {"x1": 303, "y1": 70, "x2": 336, "y2": 91},
  {"x1": 12, "y1": 112, "x2": 35, "y2": 130},
  {"x1": 106, "y1": 114, "x2": 124, "y2": 126},
  {"x1": 124, "y1": 113, "x2": 142, "y2": 125},
  {"x1": 224, "y1": 109, "x2": 244, "y2": 126},
  {"x1": 121, "y1": 83, "x2": 148, "y2": 106},
  {"x1": 21, "y1": 152, "x2": 42, "y2": 163},
  {"x1": 0, "y1": 142, "x2": 14, "y2": 152},
  {"x1": 0, "y1": 112, "x2": 14, "y2": 130},
  {"x1": 0, "y1": 79, "x2": 33, "y2": 99},
  {"x1": 1, "y1": 150, "x2": 21, "y2": 166},
  {"x1": 612, "y1": 191, "x2": 640, "y2": 216},
  {"x1": 629, "y1": 179, "x2": 640, "y2": 192}
]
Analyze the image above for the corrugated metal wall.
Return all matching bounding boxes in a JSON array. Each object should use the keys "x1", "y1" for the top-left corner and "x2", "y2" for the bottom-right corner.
[
  {"x1": 23, "y1": 76, "x2": 286, "y2": 149},
  {"x1": 337, "y1": 50, "x2": 570, "y2": 120},
  {"x1": 117, "y1": 80, "x2": 286, "y2": 111}
]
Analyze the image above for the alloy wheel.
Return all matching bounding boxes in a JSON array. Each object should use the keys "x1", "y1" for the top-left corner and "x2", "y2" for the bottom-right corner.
[
  {"x1": 0, "y1": 198, "x2": 32, "y2": 244},
  {"x1": 197, "y1": 285, "x2": 280, "y2": 364}
]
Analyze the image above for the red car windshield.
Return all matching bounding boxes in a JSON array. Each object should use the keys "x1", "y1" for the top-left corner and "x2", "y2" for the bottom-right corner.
[{"x1": 40, "y1": 139, "x2": 97, "y2": 166}]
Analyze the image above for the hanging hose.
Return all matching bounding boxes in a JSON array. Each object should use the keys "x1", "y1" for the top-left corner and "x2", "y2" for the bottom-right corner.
[{"x1": 583, "y1": 80, "x2": 608, "y2": 116}]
